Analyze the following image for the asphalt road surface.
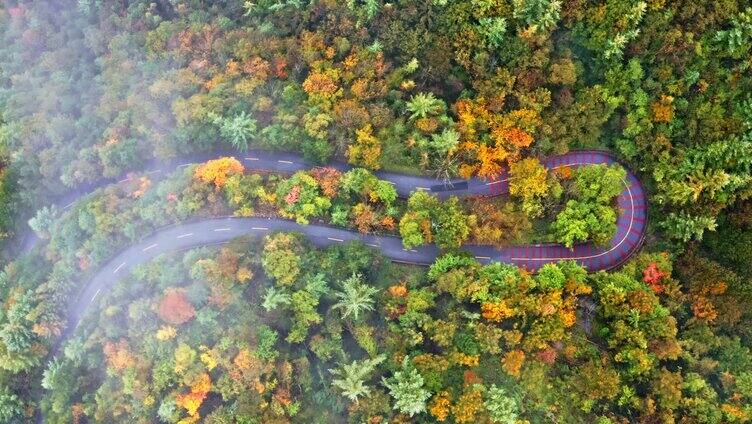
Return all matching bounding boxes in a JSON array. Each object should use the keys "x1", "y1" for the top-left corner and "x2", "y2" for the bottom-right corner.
[{"x1": 42, "y1": 149, "x2": 647, "y2": 362}]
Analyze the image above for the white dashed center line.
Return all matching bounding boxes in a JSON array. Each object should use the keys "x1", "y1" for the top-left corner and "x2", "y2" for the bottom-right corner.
[
  {"x1": 327, "y1": 237, "x2": 344, "y2": 242},
  {"x1": 245, "y1": 157, "x2": 259, "y2": 161},
  {"x1": 178, "y1": 163, "x2": 195, "y2": 168},
  {"x1": 176, "y1": 233, "x2": 194, "y2": 239},
  {"x1": 91, "y1": 288, "x2": 101, "y2": 302},
  {"x1": 142, "y1": 243, "x2": 158, "y2": 252},
  {"x1": 251, "y1": 227, "x2": 269, "y2": 231},
  {"x1": 213, "y1": 228, "x2": 231, "y2": 232},
  {"x1": 277, "y1": 160, "x2": 294, "y2": 164},
  {"x1": 113, "y1": 262, "x2": 126, "y2": 274}
]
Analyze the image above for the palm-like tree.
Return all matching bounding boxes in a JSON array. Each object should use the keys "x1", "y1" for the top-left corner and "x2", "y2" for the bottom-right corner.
[
  {"x1": 261, "y1": 286, "x2": 290, "y2": 312},
  {"x1": 329, "y1": 355, "x2": 385, "y2": 402},
  {"x1": 331, "y1": 273, "x2": 379, "y2": 320},
  {"x1": 405, "y1": 92, "x2": 446, "y2": 120},
  {"x1": 429, "y1": 127, "x2": 460, "y2": 156},
  {"x1": 213, "y1": 111, "x2": 257, "y2": 151},
  {"x1": 382, "y1": 357, "x2": 431, "y2": 416}
]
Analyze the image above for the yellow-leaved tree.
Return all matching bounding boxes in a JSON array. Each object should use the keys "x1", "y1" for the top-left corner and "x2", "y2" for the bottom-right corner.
[
  {"x1": 347, "y1": 124, "x2": 381, "y2": 170},
  {"x1": 194, "y1": 157, "x2": 245, "y2": 188}
]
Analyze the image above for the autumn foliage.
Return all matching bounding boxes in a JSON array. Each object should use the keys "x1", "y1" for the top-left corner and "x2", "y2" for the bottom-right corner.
[
  {"x1": 103, "y1": 339, "x2": 135, "y2": 373},
  {"x1": 158, "y1": 289, "x2": 196, "y2": 325},
  {"x1": 455, "y1": 98, "x2": 542, "y2": 180},
  {"x1": 643, "y1": 262, "x2": 667, "y2": 293},
  {"x1": 176, "y1": 373, "x2": 212, "y2": 418},
  {"x1": 194, "y1": 157, "x2": 245, "y2": 188}
]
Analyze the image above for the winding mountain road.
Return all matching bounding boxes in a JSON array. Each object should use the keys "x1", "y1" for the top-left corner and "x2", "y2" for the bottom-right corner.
[
  {"x1": 46, "y1": 149, "x2": 647, "y2": 342},
  {"x1": 36, "y1": 149, "x2": 647, "y2": 422}
]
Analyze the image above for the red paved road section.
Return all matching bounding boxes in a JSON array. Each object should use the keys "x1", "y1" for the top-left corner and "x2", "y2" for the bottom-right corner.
[
  {"x1": 450, "y1": 150, "x2": 647, "y2": 272},
  {"x1": 39, "y1": 150, "x2": 646, "y2": 273}
]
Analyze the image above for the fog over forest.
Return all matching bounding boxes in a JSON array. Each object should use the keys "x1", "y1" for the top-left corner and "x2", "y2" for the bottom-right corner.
[{"x1": 0, "y1": 1, "x2": 750, "y2": 423}]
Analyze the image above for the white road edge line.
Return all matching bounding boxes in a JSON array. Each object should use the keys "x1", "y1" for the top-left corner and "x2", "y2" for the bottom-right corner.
[
  {"x1": 510, "y1": 177, "x2": 636, "y2": 262},
  {"x1": 416, "y1": 187, "x2": 429, "y2": 191},
  {"x1": 366, "y1": 243, "x2": 378, "y2": 247},
  {"x1": 213, "y1": 228, "x2": 231, "y2": 232},
  {"x1": 327, "y1": 237, "x2": 344, "y2": 242},
  {"x1": 142, "y1": 243, "x2": 158, "y2": 252},
  {"x1": 176, "y1": 233, "x2": 194, "y2": 239},
  {"x1": 63, "y1": 201, "x2": 75, "y2": 209},
  {"x1": 118, "y1": 178, "x2": 131, "y2": 183},
  {"x1": 475, "y1": 256, "x2": 491, "y2": 260},
  {"x1": 178, "y1": 163, "x2": 195, "y2": 168},
  {"x1": 113, "y1": 262, "x2": 126, "y2": 274},
  {"x1": 147, "y1": 170, "x2": 161, "y2": 175}
]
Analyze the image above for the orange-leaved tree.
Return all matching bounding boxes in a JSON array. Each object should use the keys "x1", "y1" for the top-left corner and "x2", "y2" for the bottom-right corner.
[
  {"x1": 194, "y1": 157, "x2": 244, "y2": 188},
  {"x1": 158, "y1": 288, "x2": 196, "y2": 325},
  {"x1": 176, "y1": 373, "x2": 212, "y2": 418},
  {"x1": 454, "y1": 98, "x2": 540, "y2": 180}
]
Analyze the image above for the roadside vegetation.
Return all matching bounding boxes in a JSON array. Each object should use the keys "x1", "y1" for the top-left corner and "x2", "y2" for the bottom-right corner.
[
  {"x1": 0, "y1": 0, "x2": 749, "y2": 423},
  {"x1": 39, "y1": 239, "x2": 752, "y2": 423}
]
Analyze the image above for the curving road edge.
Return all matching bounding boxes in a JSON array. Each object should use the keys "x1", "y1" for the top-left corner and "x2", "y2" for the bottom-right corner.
[
  {"x1": 37, "y1": 149, "x2": 646, "y2": 424},
  {"x1": 48, "y1": 150, "x2": 646, "y2": 347}
]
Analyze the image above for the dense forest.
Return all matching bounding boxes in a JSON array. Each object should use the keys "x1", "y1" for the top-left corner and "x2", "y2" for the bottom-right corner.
[{"x1": 0, "y1": 0, "x2": 749, "y2": 422}]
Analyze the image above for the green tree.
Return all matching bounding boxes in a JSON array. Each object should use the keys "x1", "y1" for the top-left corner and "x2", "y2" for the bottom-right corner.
[
  {"x1": 261, "y1": 286, "x2": 291, "y2": 311},
  {"x1": 513, "y1": 0, "x2": 561, "y2": 34},
  {"x1": 261, "y1": 233, "x2": 304, "y2": 286},
  {"x1": 552, "y1": 200, "x2": 617, "y2": 248},
  {"x1": 715, "y1": 7, "x2": 752, "y2": 58},
  {"x1": 399, "y1": 192, "x2": 471, "y2": 249},
  {"x1": 332, "y1": 273, "x2": 379, "y2": 321},
  {"x1": 423, "y1": 128, "x2": 461, "y2": 158},
  {"x1": 399, "y1": 191, "x2": 437, "y2": 249},
  {"x1": 432, "y1": 196, "x2": 472, "y2": 250},
  {"x1": 536, "y1": 263, "x2": 566, "y2": 290},
  {"x1": 224, "y1": 174, "x2": 263, "y2": 216},
  {"x1": 28, "y1": 205, "x2": 59, "y2": 240},
  {"x1": 572, "y1": 164, "x2": 626, "y2": 204},
  {"x1": 287, "y1": 289, "x2": 323, "y2": 343},
  {"x1": 212, "y1": 111, "x2": 257, "y2": 151},
  {"x1": 276, "y1": 172, "x2": 331, "y2": 224},
  {"x1": 330, "y1": 355, "x2": 386, "y2": 402},
  {"x1": 382, "y1": 357, "x2": 431, "y2": 416},
  {"x1": 0, "y1": 385, "x2": 24, "y2": 423},
  {"x1": 661, "y1": 212, "x2": 717, "y2": 243},
  {"x1": 484, "y1": 385, "x2": 519, "y2": 424},
  {"x1": 406, "y1": 93, "x2": 446, "y2": 120},
  {"x1": 478, "y1": 17, "x2": 508, "y2": 48},
  {"x1": 399, "y1": 211, "x2": 430, "y2": 249}
]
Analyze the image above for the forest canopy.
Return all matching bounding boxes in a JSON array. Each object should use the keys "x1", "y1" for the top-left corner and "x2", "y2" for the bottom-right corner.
[{"x1": 0, "y1": 0, "x2": 750, "y2": 423}]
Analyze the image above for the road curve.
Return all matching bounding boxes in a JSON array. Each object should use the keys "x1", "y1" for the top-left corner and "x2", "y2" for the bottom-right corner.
[
  {"x1": 48, "y1": 150, "x2": 647, "y2": 342},
  {"x1": 46, "y1": 149, "x2": 647, "y2": 273},
  {"x1": 36, "y1": 150, "x2": 647, "y2": 423}
]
